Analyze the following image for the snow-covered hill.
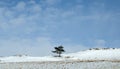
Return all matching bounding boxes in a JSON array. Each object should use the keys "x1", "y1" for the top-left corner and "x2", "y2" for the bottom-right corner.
[
  {"x1": 65, "y1": 48, "x2": 120, "y2": 61},
  {"x1": 0, "y1": 48, "x2": 120, "y2": 69},
  {"x1": 0, "y1": 48, "x2": 120, "y2": 63}
]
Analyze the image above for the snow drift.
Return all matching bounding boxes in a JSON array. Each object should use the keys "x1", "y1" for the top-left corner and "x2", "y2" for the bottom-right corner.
[
  {"x1": 0, "y1": 48, "x2": 120, "y2": 69},
  {"x1": 0, "y1": 48, "x2": 120, "y2": 62}
]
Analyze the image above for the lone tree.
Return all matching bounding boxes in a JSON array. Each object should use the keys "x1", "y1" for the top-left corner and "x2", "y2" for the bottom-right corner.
[{"x1": 52, "y1": 45, "x2": 65, "y2": 57}]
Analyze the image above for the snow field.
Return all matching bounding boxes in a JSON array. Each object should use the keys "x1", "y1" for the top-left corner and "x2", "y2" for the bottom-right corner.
[
  {"x1": 1, "y1": 48, "x2": 120, "y2": 63},
  {"x1": 0, "y1": 61, "x2": 120, "y2": 69},
  {"x1": 0, "y1": 48, "x2": 120, "y2": 69}
]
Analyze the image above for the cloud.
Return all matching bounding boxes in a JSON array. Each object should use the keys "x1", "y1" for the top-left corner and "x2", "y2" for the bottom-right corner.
[
  {"x1": 94, "y1": 39, "x2": 106, "y2": 48},
  {"x1": 41, "y1": 0, "x2": 61, "y2": 5},
  {"x1": 29, "y1": 0, "x2": 36, "y2": 4},
  {"x1": 0, "y1": 37, "x2": 53, "y2": 56},
  {"x1": 14, "y1": 1, "x2": 26, "y2": 11},
  {"x1": 0, "y1": 0, "x2": 119, "y2": 31},
  {"x1": 0, "y1": 2, "x2": 45, "y2": 34},
  {"x1": 0, "y1": 0, "x2": 120, "y2": 56},
  {"x1": 0, "y1": 36, "x2": 91, "y2": 56},
  {"x1": 64, "y1": 44, "x2": 90, "y2": 53}
]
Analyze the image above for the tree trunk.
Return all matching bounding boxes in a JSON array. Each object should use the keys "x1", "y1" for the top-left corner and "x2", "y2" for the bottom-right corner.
[{"x1": 58, "y1": 54, "x2": 61, "y2": 57}]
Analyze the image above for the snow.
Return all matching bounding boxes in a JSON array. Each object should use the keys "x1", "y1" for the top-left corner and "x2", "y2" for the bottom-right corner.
[
  {"x1": 0, "y1": 61, "x2": 120, "y2": 69},
  {"x1": 0, "y1": 48, "x2": 120, "y2": 63},
  {"x1": 0, "y1": 48, "x2": 120, "y2": 69},
  {"x1": 65, "y1": 48, "x2": 120, "y2": 61},
  {"x1": 0, "y1": 56, "x2": 65, "y2": 63}
]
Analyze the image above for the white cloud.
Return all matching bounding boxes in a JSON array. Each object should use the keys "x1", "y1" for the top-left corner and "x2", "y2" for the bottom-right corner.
[
  {"x1": 14, "y1": 1, "x2": 26, "y2": 11},
  {"x1": 94, "y1": 39, "x2": 106, "y2": 48},
  {"x1": 64, "y1": 44, "x2": 89, "y2": 53},
  {"x1": 9, "y1": 15, "x2": 27, "y2": 26},
  {"x1": 0, "y1": 23, "x2": 9, "y2": 30},
  {"x1": 0, "y1": 37, "x2": 53, "y2": 56},
  {"x1": 29, "y1": 0, "x2": 36, "y2": 4},
  {"x1": 0, "y1": 0, "x2": 118, "y2": 31},
  {"x1": 0, "y1": 0, "x2": 119, "y2": 56},
  {"x1": 31, "y1": 4, "x2": 42, "y2": 13},
  {"x1": 0, "y1": 37, "x2": 90, "y2": 56},
  {"x1": 43, "y1": 0, "x2": 61, "y2": 5},
  {"x1": 76, "y1": 0, "x2": 83, "y2": 3},
  {"x1": 0, "y1": 3, "x2": 44, "y2": 33}
]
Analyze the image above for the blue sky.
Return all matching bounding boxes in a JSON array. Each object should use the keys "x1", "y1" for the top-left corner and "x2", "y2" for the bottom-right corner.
[{"x1": 0, "y1": 0, "x2": 120, "y2": 56}]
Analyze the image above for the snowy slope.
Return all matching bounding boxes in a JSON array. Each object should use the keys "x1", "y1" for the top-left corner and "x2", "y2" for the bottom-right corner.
[
  {"x1": 65, "y1": 48, "x2": 120, "y2": 61},
  {"x1": 0, "y1": 56, "x2": 65, "y2": 62},
  {"x1": 0, "y1": 48, "x2": 120, "y2": 63}
]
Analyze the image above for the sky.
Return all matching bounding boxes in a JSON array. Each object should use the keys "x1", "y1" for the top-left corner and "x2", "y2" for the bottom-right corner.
[{"x1": 0, "y1": 0, "x2": 120, "y2": 56}]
